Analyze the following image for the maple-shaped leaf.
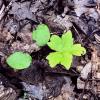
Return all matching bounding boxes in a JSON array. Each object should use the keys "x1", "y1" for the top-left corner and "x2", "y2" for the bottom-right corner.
[{"x1": 47, "y1": 30, "x2": 86, "y2": 70}]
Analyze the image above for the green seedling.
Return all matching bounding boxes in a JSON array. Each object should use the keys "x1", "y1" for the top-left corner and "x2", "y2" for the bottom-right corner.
[
  {"x1": 32, "y1": 24, "x2": 50, "y2": 46},
  {"x1": 6, "y1": 52, "x2": 32, "y2": 70},
  {"x1": 46, "y1": 30, "x2": 86, "y2": 70}
]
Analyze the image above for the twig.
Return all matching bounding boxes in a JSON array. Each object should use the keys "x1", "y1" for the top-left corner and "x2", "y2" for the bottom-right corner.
[
  {"x1": 0, "y1": 0, "x2": 15, "y2": 21},
  {"x1": 73, "y1": 25, "x2": 83, "y2": 44}
]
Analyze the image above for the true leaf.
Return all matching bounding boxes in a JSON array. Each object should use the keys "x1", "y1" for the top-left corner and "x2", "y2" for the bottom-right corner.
[
  {"x1": 46, "y1": 52, "x2": 62, "y2": 68},
  {"x1": 71, "y1": 44, "x2": 86, "y2": 56},
  {"x1": 61, "y1": 52, "x2": 73, "y2": 70},
  {"x1": 6, "y1": 52, "x2": 32, "y2": 70},
  {"x1": 62, "y1": 30, "x2": 73, "y2": 50},
  {"x1": 46, "y1": 30, "x2": 86, "y2": 70},
  {"x1": 62, "y1": 30, "x2": 73, "y2": 46},
  {"x1": 32, "y1": 24, "x2": 50, "y2": 46},
  {"x1": 47, "y1": 35, "x2": 62, "y2": 52}
]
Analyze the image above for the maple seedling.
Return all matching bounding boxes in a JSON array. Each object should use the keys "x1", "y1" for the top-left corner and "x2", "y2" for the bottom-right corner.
[
  {"x1": 46, "y1": 30, "x2": 86, "y2": 70},
  {"x1": 6, "y1": 52, "x2": 32, "y2": 70},
  {"x1": 32, "y1": 24, "x2": 50, "y2": 46}
]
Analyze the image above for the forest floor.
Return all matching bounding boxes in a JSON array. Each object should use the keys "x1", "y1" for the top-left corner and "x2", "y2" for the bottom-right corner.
[{"x1": 0, "y1": 0, "x2": 100, "y2": 100}]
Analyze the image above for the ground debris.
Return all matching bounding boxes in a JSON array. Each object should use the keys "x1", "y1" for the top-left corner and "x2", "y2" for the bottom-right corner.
[
  {"x1": 10, "y1": 41, "x2": 40, "y2": 53},
  {"x1": 0, "y1": 73, "x2": 19, "y2": 100},
  {"x1": 74, "y1": 0, "x2": 97, "y2": 17},
  {"x1": 9, "y1": 1, "x2": 33, "y2": 21},
  {"x1": 0, "y1": 0, "x2": 100, "y2": 100},
  {"x1": 10, "y1": 23, "x2": 40, "y2": 53},
  {"x1": 0, "y1": 27, "x2": 13, "y2": 42},
  {"x1": 20, "y1": 76, "x2": 74, "y2": 100},
  {"x1": 51, "y1": 77, "x2": 75, "y2": 100},
  {"x1": 77, "y1": 45, "x2": 100, "y2": 99},
  {"x1": 80, "y1": 62, "x2": 92, "y2": 80}
]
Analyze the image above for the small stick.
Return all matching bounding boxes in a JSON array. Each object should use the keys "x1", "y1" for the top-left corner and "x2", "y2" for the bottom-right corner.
[{"x1": 0, "y1": 0, "x2": 15, "y2": 21}]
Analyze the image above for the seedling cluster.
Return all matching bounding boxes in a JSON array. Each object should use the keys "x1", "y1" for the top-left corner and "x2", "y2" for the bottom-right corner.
[{"x1": 6, "y1": 24, "x2": 86, "y2": 70}]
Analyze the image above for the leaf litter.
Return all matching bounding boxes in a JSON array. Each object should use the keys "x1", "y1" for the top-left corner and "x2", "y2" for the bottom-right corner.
[{"x1": 0, "y1": 0, "x2": 100, "y2": 100}]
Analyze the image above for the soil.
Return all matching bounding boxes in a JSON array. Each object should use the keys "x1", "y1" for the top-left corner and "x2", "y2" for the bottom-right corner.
[{"x1": 0, "y1": 0, "x2": 100, "y2": 100}]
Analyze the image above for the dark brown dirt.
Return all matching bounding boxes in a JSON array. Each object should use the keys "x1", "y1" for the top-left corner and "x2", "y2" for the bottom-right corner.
[{"x1": 0, "y1": 0, "x2": 100, "y2": 100}]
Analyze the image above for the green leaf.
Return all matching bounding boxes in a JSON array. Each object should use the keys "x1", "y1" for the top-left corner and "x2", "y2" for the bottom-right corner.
[
  {"x1": 46, "y1": 52, "x2": 62, "y2": 68},
  {"x1": 62, "y1": 30, "x2": 73, "y2": 45},
  {"x1": 61, "y1": 52, "x2": 73, "y2": 70},
  {"x1": 32, "y1": 24, "x2": 50, "y2": 46},
  {"x1": 62, "y1": 30, "x2": 73, "y2": 51},
  {"x1": 47, "y1": 35, "x2": 63, "y2": 51},
  {"x1": 71, "y1": 44, "x2": 86, "y2": 56},
  {"x1": 46, "y1": 30, "x2": 86, "y2": 70},
  {"x1": 6, "y1": 52, "x2": 32, "y2": 70}
]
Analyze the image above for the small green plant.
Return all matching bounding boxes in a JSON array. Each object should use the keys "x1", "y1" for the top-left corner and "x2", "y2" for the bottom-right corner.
[
  {"x1": 6, "y1": 52, "x2": 32, "y2": 70},
  {"x1": 32, "y1": 24, "x2": 50, "y2": 46},
  {"x1": 46, "y1": 30, "x2": 86, "y2": 70}
]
